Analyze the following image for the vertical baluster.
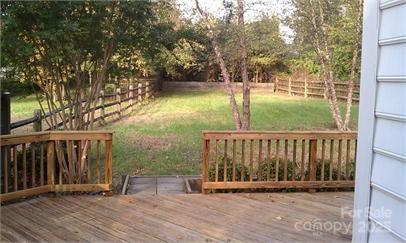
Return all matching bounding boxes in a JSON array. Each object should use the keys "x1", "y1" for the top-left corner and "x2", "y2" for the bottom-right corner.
[
  {"x1": 283, "y1": 139, "x2": 288, "y2": 181},
  {"x1": 308, "y1": 139, "x2": 318, "y2": 193},
  {"x1": 275, "y1": 140, "x2": 280, "y2": 181},
  {"x1": 40, "y1": 143, "x2": 44, "y2": 186},
  {"x1": 13, "y1": 145, "x2": 18, "y2": 191},
  {"x1": 87, "y1": 141, "x2": 92, "y2": 183},
  {"x1": 96, "y1": 140, "x2": 101, "y2": 184},
  {"x1": 300, "y1": 139, "x2": 305, "y2": 181},
  {"x1": 292, "y1": 140, "x2": 297, "y2": 181},
  {"x1": 241, "y1": 140, "x2": 246, "y2": 181},
  {"x1": 329, "y1": 140, "x2": 334, "y2": 181},
  {"x1": 214, "y1": 139, "x2": 219, "y2": 182},
  {"x1": 22, "y1": 143, "x2": 27, "y2": 189},
  {"x1": 258, "y1": 139, "x2": 263, "y2": 181},
  {"x1": 67, "y1": 140, "x2": 74, "y2": 184},
  {"x1": 223, "y1": 140, "x2": 228, "y2": 182},
  {"x1": 31, "y1": 142, "x2": 36, "y2": 187},
  {"x1": 346, "y1": 139, "x2": 351, "y2": 180},
  {"x1": 78, "y1": 140, "x2": 82, "y2": 183},
  {"x1": 321, "y1": 139, "x2": 326, "y2": 181},
  {"x1": 338, "y1": 139, "x2": 342, "y2": 180},
  {"x1": 249, "y1": 139, "x2": 254, "y2": 182},
  {"x1": 232, "y1": 139, "x2": 236, "y2": 181},
  {"x1": 266, "y1": 140, "x2": 271, "y2": 181},
  {"x1": 57, "y1": 141, "x2": 63, "y2": 185},
  {"x1": 3, "y1": 146, "x2": 8, "y2": 193},
  {"x1": 46, "y1": 141, "x2": 55, "y2": 186}
]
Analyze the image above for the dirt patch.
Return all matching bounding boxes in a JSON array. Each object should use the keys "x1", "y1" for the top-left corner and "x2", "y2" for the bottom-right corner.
[{"x1": 129, "y1": 134, "x2": 179, "y2": 152}]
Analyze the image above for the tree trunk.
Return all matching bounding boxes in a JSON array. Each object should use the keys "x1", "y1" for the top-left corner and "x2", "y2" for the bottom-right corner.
[
  {"x1": 195, "y1": 0, "x2": 242, "y2": 130},
  {"x1": 343, "y1": 0, "x2": 363, "y2": 131},
  {"x1": 237, "y1": 0, "x2": 250, "y2": 131}
]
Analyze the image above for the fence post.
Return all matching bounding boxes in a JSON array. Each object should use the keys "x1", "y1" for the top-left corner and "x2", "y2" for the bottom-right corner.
[
  {"x1": 116, "y1": 88, "x2": 121, "y2": 119},
  {"x1": 33, "y1": 109, "x2": 42, "y2": 132},
  {"x1": 1, "y1": 91, "x2": 11, "y2": 135},
  {"x1": 308, "y1": 139, "x2": 317, "y2": 193},
  {"x1": 146, "y1": 82, "x2": 150, "y2": 99},
  {"x1": 304, "y1": 77, "x2": 308, "y2": 98},
  {"x1": 99, "y1": 90, "x2": 105, "y2": 126},
  {"x1": 275, "y1": 77, "x2": 278, "y2": 92},
  {"x1": 129, "y1": 84, "x2": 133, "y2": 112},
  {"x1": 138, "y1": 83, "x2": 142, "y2": 102},
  {"x1": 288, "y1": 77, "x2": 291, "y2": 96}
]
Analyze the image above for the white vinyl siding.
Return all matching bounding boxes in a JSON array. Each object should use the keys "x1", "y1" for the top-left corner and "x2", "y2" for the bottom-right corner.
[{"x1": 354, "y1": 0, "x2": 406, "y2": 242}]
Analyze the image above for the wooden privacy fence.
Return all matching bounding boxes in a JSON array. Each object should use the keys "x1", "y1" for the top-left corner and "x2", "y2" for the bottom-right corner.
[
  {"x1": 10, "y1": 81, "x2": 157, "y2": 133},
  {"x1": 202, "y1": 131, "x2": 357, "y2": 193},
  {"x1": 0, "y1": 131, "x2": 113, "y2": 202},
  {"x1": 275, "y1": 78, "x2": 360, "y2": 102}
]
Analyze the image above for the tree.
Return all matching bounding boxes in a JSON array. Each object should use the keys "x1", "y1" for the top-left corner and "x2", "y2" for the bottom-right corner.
[
  {"x1": 195, "y1": 0, "x2": 242, "y2": 130},
  {"x1": 1, "y1": 1, "x2": 159, "y2": 130},
  {"x1": 289, "y1": 0, "x2": 363, "y2": 130},
  {"x1": 237, "y1": 0, "x2": 251, "y2": 130}
]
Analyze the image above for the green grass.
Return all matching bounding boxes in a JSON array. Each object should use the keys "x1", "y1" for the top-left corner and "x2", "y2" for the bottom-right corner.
[
  {"x1": 104, "y1": 90, "x2": 358, "y2": 179},
  {"x1": 10, "y1": 90, "x2": 359, "y2": 181},
  {"x1": 10, "y1": 94, "x2": 43, "y2": 121}
]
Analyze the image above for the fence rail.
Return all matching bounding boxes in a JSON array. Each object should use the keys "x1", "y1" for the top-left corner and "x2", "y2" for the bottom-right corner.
[
  {"x1": 201, "y1": 131, "x2": 357, "y2": 193},
  {"x1": 0, "y1": 131, "x2": 113, "y2": 202},
  {"x1": 10, "y1": 81, "x2": 157, "y2": 132},
  {"x1": 275, "y1": 78, "x2": 360, "y2": 102}
]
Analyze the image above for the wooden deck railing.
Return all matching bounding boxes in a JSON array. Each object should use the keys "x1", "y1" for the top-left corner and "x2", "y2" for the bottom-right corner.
[
  {"x1": 0, "y1": 131, "x2": 113, "y2": 202},
  {"x1": 202, "y1": 131, "x2": 357, "y2": 193}
]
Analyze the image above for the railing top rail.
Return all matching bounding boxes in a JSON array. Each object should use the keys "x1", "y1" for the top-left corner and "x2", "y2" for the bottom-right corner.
[
  {"x1": 1, "y1": 131, "x2": 113, "y2": 146},
  {"x1": 202, "y1": 130, "x2": 358, "y2": 140}
]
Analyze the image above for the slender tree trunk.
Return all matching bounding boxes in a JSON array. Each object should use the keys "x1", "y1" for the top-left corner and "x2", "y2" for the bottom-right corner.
[
  {"x1": 307, "y1": 0, "x2": 344, "y2": 130},
  {"x1": 195, "y1": 0, "x2": 242, "y2": 130},
  {"x1": 237, "y1": 0, "x2": 250, "y2": 130},
  {"x1": 343, "y1": 0, "x2": 363, "y2": 131}
]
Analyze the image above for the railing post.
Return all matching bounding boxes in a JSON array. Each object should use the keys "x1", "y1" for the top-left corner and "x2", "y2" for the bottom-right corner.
[
  {"x1": 308, "y1": 139, "x2": 317, "y2": 193},
  {"x1": 47, "y1": 140, "x2": 55, "y2": 186},
  {"x1": 202, "y1": 138, "x2": 210, "y2": 194},
  {"x1": 129, "y1": 84, "x2": 133, "y2": 112},
  {"x1": 1, "y1": 91, "x2": 11, "y2": 135},
  {"x1": 116, "y1": 88, "x2": 121, "y2": 119},
  {"x1": 288, "y1": 77, "x2": 291, "y2": 96},
  {"x1": 99, "y1": 90, "x2": 105, "y2": 126},
  {"x1": 105, "y1": 140, "x2": 113, "y2": 195},
  {"x1": 146, "y1": 81, "x2": 150, "y2": 100},
  {"x1": 138, "y1": 83, "x2": 142, "y2": 103},
  {"x1": 304, "y1": 77, "x2": 308, "y2": 98},
  {"x1": 33, "y1": 109, "x2": 42, "y2": 132}
]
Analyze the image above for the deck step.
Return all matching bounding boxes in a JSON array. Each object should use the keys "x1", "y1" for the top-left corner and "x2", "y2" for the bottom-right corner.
[{"x1": 123, "y1": 175, "x2": 201, "y2": 195}]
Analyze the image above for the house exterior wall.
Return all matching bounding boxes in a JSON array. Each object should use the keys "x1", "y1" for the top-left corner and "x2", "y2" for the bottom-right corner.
[{"x1": 353, "y1": 0, "x2": 406, "y2": 242}]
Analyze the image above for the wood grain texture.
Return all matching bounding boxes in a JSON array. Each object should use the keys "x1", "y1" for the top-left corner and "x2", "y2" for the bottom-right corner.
[{"x1": 0, "y1": 192, "x2": 354, "y2": 242}]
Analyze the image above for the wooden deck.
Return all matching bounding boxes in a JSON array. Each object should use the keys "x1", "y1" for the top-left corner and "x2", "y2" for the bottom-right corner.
[{"x1": 1, "y1": 192, "x2": 354, "y2": 242}]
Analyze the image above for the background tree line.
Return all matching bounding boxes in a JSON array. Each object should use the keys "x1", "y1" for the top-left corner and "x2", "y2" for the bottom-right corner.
[{"x1": 1, "y1": 0, "x2": 362, "y2": 130}]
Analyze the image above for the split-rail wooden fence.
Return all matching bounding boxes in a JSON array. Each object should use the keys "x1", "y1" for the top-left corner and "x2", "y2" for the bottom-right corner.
[
  {"x1": 275, "y1": 78, "x2": 360, "y2": 102},
  {"x1": 202, "y1": 131, "x2": 357, "y2": 193},
  {"x1": 0, "y1": 131, "x2": 113, "y2": 202},
  {"x1": 10, "y1": 81, "x2": 157, "y2": 133}
]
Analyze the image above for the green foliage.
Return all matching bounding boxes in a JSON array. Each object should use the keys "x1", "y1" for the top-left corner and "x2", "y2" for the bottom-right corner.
[{"x1": 288, "y1": 0, "x2": 362, "y2": 81}]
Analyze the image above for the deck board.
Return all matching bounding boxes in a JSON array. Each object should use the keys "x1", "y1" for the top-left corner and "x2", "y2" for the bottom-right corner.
[{"x1": 1, "y1": 192, "x2": 354, "y2": 242}]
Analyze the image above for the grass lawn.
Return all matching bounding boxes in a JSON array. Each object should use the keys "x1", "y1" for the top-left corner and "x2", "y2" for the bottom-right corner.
[
  {"x1": 104, "y1": 90, "x2": 359, "y2": 179},
  {"x1": 9, "y1": 90, "x2": 359, "y2": 182}
]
